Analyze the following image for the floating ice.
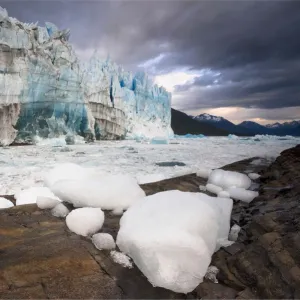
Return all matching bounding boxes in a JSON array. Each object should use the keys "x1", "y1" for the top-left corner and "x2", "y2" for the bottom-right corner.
[
  {"x1": 117, "y1": 190, "x2": 232, "y2": 293},
  {"x1": 226, "y1": 187, "x2": 258, "y2": 203},
  {"x1": 66, "y1": 207, "x2": 104, "y2": 236},
  {"x1": 0, "y1": 197, "x2": 14, "y2": 209},
  {"x1": 174, "y1": 134, "x2": 205, "y2": 139},
  {"x1": 36, "y1": 196, "x2": 61, "y2": 209},
  {"x1": 150, "y1": 136, "x2": 169, "y2": 145},
  {"x1": 228, "y1": 134, "x2": 239, "y2": 139},
  {"x1": 206, "y1": 183, "x2": 223, "y2": 195},
  {"x1": 51, "y1": 174, "x2": 145, "y2": 210},
  {"x1": 196, "y1": 168, "x2": 212, "y2": 179},
  {"x1": 248, "y1": 173, "x2": 261, "y2": 180},
  {"x1": 15, "y1": 187, "x2": 59, "y2": 206},
  {"x1": 208, "y1": 169, "x2": 252, "y2": 189},
  {"x1": 51, "y1": 203, "x2": 69, "y2": 218},
  {"x1": 229, "y1": 224, "x2": 241, "y2": 242},
  {"x1": 110, "y1": 251, "x2": 133, "y2": 269},
  {"x1": 92, "y1": 233, "x2": 116, "y2": 250}
]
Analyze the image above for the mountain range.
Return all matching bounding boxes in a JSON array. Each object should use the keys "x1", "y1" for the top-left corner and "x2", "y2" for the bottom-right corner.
[{"x1": 171, "y1": 109, "x2": 300, "y2": 136}]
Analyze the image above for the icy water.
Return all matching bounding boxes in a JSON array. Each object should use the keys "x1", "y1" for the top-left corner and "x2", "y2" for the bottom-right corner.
[{"x1": 0, "y1": 136, "x2": 299, "y2": 195}]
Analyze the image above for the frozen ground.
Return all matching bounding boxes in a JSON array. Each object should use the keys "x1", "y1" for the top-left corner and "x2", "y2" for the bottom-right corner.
[{"x1": 0, "y1": 136, "x2": 299, "y2": 195}]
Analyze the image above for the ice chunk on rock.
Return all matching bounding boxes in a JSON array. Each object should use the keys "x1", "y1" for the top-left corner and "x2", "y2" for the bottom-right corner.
[
  {"x1": 92, "y1": 233, "x2": 116, "y2": 250},
  {"x1": 51, "y1": 203, "x2": 69, "y2": 218},
  {"x1": 0, "y1": 197, "x2": 14, "y2": 209},
  {"x1": 66, "y1": 207, "x2": 104, "y2": 236},
  {"x1": 111, "y1": 207, "x2": 124, "y2": 215},
  {"x1": 110, "y1": 251, "x2": 133, "y2": 268},
  {"x1": 36, "y1": 196, "x2": 61, "y2": 209},
  {"x1": 227, "y1": 187, "x2": 258, "y2": 203},
  {"x1": 116, "y1": 190, "x2": 233, "y2": 293},
  {"x1": 217, "y1": 191, "x2": 230, "y2": 198},
  {"x1": 15, "y1": 187, "x2": 59, "y2": 206},
  {"x1": 44, "y1": 163, "x2": 93, "y2": 188},
  {"x1": 229, "y1": 224, "x2": 241, "y2": 242},
  {"x1": 208, "y1": 169, "x2": 251, "y2": 189},
  {"x1": 51, "y1": 175, "x2": 145, "y2": 210},
  {"x1": 137, "y1": 173, "x2": 166, "y2": 184},
  {"x1": 196, "y1": 168, "x2": 212, "y2": 179},
  {"x1": 206, "y1": 183, "x2": 223, "y2": 195},
  {"x1": 199, "y1": 185, "x2": 207, "y2": 192},
  {"x1": 248, "y1": 173, "x2": 261, "y2": 180},
  {"x1": 204, "y1": 266, "x2": 219, "y2": 283}
]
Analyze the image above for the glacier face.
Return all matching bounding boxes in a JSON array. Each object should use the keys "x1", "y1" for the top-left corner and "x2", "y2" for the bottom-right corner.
[{"x1": 0, "y1": 7, "x2": 172, "y2": 146}]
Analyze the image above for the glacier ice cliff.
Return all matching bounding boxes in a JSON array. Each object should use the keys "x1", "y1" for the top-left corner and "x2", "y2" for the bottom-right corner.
[{"x1": 0, "y1": 7, "x2": 172, "y2": 146}]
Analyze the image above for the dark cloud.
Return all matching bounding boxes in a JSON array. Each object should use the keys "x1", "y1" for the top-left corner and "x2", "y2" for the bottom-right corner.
[{"x1": 1, "y1": 0, "x2": 300, "y2": 120}]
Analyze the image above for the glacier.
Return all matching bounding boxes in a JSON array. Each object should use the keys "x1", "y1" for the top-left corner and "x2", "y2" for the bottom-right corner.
[{"x1": 0, "y1": 6, "x2": 172, "y2": 146}]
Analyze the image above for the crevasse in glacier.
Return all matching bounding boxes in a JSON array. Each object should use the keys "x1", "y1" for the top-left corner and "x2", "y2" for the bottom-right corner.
[{"x1": 0, "y1": 6, "x2": 173, "y2": 145}]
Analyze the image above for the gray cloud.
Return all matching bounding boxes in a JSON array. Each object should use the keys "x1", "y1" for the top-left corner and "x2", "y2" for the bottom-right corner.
[{"x1": 1, "y1": 0, "x2": 300, "y2": 121}]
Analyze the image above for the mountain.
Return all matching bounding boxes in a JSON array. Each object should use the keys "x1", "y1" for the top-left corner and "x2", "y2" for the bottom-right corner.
[
  {"x1": 266, "y1": 120, "x2": 300, "y2": 129},
  {"x1": 192, "y1": 113, "x2": 253, "y2": 135},
  {"x1": 171, "y1": 109, "x2": 229, "y2": 136},
  {"x1": 239, "y1": 120, "x2": 300, "y2": 136},
  {"x1": 238, "y1": 121, "x2": 270, "y2": 134},
  {"x1": 192, "y1": 113, "x2": 300, "y2": 136}
]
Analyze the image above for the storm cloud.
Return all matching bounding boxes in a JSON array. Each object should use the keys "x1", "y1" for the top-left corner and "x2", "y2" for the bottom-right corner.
[{"x1": 1, "y1": 0, "x2": 300, "y2": 123}]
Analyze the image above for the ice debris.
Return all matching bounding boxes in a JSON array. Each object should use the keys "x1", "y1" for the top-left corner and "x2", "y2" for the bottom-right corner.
[
  {"x1": 51, "y1": 174, "x2": 145, "y2": 210},
  {"x1": 15, "y1": 187, "x2": 60, "y2": 206},
  {"x1": 248, "y1": 173, "x2": 261, "y2": 180},
  {"x1": 0, "y1": 197, "x2": 14, "y2": 209},
  {"x1": 110, "y1": 251, "x2": 133, "y2": 269},
  {"x1": 51, "y1": 203, "x2": 70, "y2": 218},
  {"x1": 92, "y1": 233, "x2": 116, "y2": 250},
  {"x1": 117, "y1": 190, "x2": 233, "y2": 293},
  {"x1": 36, "y1": 196, "x2": 61, "y2": 209},
  {"x1": 208, "y1": 169, "x2": 252, "y2": 189},
  {"x1": 66, "y1": 207, "x2": 104, "y2": 236},
  {"x1": 226, "y1": 187, "x2": 258, "y2": 203}
]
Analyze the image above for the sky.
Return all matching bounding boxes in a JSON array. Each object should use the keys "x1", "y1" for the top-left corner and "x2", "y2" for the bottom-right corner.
[{"x1": 1, "y1": 0, "x2": 300, "y2": 125}]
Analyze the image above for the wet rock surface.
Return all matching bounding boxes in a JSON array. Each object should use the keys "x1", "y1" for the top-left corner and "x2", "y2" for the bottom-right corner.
[{"x1": 0, "y1": 146, "x2": 300, "y2": 298}]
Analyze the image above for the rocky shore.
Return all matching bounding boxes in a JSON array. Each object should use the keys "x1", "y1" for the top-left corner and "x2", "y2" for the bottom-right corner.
[{"x1": 0, "y1": 145, "x2": 299, "y2": 299}]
